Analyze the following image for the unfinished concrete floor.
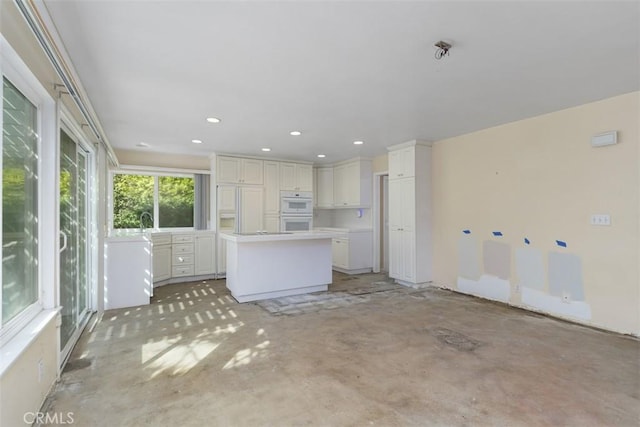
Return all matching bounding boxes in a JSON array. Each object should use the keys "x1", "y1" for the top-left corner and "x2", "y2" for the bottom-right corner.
[{"x1": 45, "y1": 273, "x2": 639, "y2": 426}]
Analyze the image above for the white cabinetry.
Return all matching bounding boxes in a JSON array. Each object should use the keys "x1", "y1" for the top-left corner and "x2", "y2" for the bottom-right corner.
[
  {"x1": 217, "y1": 237, "x2": 228, "y2": 277},
  {"x1": 172, "y1": 233, "x2": 195, "y2": 277},
  {"x1": 387, "y1": 140, "x2": 432, "y2": 286},
  {"x1": 217, "y1": 156, "x2": 263, "y2": 185},
  {"x1": 239, "y1": 187, "x2": 264, "y2": 233},
  {"x1": 333, "y1": 159, "x2": 372, "y2": 207},
  {"x1": 327, "y1": 230, "x2": 372, "y2": 274},
  {"x1": 280, "y1": 162, "x2": 312, "y2": 191},
  {"x1": 105, "y1": 237, "x2": 152, "y2": 309},
  {"x1": 151, "y1": 231, "x2": 217, "y2": 284},
  {"x1": 389, "y1": 179, "x2": 416, "y2": 282},
  {"x1": 332, "y1": 238, "x2": 349, "y2": 269},
  {"x1": 315, "y1": 167, "x2": 334, "y2": 208},
  {"x1": 264, "y1": 215, "x2": 280, "y2": 232},
  {"x1": 195, "y1": 232, "x2": 216, "y2": 275},
  {"x1": 217, "y1": 185, "x2": 236, "y2": 212},
  {"x1": 264, "y1": 161, "x2": 280, "y2": 231},
  {"x1": 388, "y1": 146, "x2": 415, "y2": 179},
  {"x1": 264, "y1": 161, "x2": 280, "y2": 215},
  {"x1": 152, "y1": 233, "x2": 172, "y2": 283}
]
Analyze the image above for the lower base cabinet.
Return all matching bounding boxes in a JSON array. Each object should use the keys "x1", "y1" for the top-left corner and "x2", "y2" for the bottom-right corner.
[
  {"x1": 153, "y1": 245, "x2": 172, "y2": 281},
  {"x1": 195, "y1": 233, "x2": 216, "y2": 275},
  {"x1": 330, "y1": 231, "x2": 372, "y2": 274},
  {"x1": 152, "y1": 231, "x2": 216, "y2": 284},
  {"x1": 332, "y1": 238, "x2": 349, "y2": 269}
]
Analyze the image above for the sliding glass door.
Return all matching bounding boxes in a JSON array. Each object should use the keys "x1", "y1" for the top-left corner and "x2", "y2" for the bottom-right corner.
[{"x1": 59, "y1": 128, "x2": 91, "y2": 360}]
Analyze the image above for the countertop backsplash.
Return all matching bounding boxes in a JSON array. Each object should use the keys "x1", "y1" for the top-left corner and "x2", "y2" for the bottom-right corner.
[{"x1": 313, "y1": 208, "x2": 372, "y2": 230}]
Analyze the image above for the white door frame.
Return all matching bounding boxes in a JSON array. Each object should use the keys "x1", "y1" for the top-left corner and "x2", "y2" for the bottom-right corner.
[
  {"x1": 372, "y1": 171, "x2": 388, "y2": 273},
  {"x1": 58, "y1": 105, "x2": 96, "y2": 366}
]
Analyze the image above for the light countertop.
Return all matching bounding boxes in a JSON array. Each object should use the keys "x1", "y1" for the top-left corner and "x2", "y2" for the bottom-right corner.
[
  {"x1": 108, "y1": 228, "x2": 215, "y2": 240},
  {"x1": 314, "y1": 227, "x2": 373, "y2": 233},
  {"x1": 220, "y1": 231, "x2": 335, "y2": 243}
]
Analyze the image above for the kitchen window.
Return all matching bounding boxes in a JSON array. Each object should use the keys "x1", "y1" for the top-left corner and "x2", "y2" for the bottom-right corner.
[{"x1": 112, "y1": 173, "x2": 195, "y2": 229}]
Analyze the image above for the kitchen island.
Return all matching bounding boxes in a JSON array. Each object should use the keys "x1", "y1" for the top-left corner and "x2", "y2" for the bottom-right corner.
[{"x1": 220, "y1": 231, "x2": 334, "y2": 302}]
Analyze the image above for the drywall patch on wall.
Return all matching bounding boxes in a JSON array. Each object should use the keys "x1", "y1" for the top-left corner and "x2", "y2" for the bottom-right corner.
[
  {"x1": 515, "y1": 247, "x2": 545, "y2": 291},
  {"x1": 458, "y1": 234, "x2": 480, "y2": 280},
  {"x1": 548, "y1": 252, "x2": 585, "y2": 301},
  {"x1": 457, "y1": 275, "x2": 511, "y2": 303},
  {"x1": 483, "y1": 240, "x2": 511, "y2": 280},
  {"x1": 522, "y1": 287, "x2": 592, "y2": 320}
]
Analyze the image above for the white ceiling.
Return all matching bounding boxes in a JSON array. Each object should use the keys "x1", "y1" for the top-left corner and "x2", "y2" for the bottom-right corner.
[{"x1": 44, "y1": 1, "x2": 639, "y2": 163}]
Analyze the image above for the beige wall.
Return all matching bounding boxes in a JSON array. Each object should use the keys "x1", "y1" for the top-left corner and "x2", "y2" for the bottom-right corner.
[
  {"x1": 115, "y1": 149, "x2": 210, "y2": 170},
  {"x1": 0, "y1": 317, "x2": 58, "y2": 427},
  {"x1": 432, "y1": 92, "x2": 639, "y2": 335},
  {"x1": 372, "y1": 153, "x2": 388, "y2": 174}
]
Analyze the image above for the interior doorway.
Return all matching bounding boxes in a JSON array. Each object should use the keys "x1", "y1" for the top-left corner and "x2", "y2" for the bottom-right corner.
[
  {"x1": 372, "y1": 172, "x2": 389, "y2": 273},
  {"x1": 381, "y1": 175, "x2": 389, "y2": 272}
]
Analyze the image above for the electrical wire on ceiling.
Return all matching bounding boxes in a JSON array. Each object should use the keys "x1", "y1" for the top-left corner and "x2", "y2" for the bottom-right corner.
[{"x1": 434, "y1": 40, "x2": 452, "y2": 60}]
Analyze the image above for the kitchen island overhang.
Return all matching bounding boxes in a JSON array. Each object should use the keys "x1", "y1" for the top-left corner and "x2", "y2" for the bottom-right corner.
[{"x1": 221, "y1": 231, "x2": 335, "y2": 303}]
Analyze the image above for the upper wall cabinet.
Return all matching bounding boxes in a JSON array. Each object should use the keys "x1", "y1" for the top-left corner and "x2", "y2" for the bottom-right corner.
[
  {"x1": 280, "y1": 162, "x2": 312, "y2": 192},
  {"x1": 264, "y1": 161, "x2": 280, "y2": 215},
  {"x1": 315, "y1": 167, "x2": 334, "y2": 208},
  {"x1": 388, "y1": 146, "x2": 415, "y2": 179},
  {"x1": 217, "y1": 156, "x2": 263, "y2": 185},
  {"x1": 332, "y1": 158, "x2": 372, "y2": 207}
]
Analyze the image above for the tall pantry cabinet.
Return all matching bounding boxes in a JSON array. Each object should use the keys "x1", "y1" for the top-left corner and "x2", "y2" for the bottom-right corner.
[{"x1": 387, "y1": 140, "x2": 432, "y2": 286}]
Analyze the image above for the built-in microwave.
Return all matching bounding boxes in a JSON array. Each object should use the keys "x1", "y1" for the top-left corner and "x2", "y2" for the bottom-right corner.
[
  {"x1": 281, "y1": 215, "x2": 313, "y2": 232},
  {"x1": 281, "y1": 191, "x2": 313, "y2": 215}
]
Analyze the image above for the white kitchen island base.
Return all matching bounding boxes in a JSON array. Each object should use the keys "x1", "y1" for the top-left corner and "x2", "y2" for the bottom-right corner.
[{"x1": 221, "y1": 232, "x2": 333, "y2": 303}]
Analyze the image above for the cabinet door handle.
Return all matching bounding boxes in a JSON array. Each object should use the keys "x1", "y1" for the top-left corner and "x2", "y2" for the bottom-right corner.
[{"x1": 398, "y1": 173, "x2": 403, "y2": 177}]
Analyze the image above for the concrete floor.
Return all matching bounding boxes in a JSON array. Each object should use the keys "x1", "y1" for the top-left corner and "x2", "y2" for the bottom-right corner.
[{"x1": 45, "y1": 273, "x2": 639, "y2": 426}]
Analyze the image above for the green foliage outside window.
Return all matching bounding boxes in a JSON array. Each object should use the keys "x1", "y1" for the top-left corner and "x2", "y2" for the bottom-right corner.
[
  {"x1": 159, "y1": 176, "x2": 194, "y2": 228},
  {"x1": 113, "y1": 174, "x2": 154, "y2": 228},
  {"x1": 112, "y1": 174, "x2": 194, "y2": 229}
]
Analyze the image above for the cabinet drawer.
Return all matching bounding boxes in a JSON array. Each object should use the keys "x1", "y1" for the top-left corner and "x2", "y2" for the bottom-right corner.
[
  {"x1": 152, "y1": 234, "x2": 171, "y2": 246},
  {"x1": 172, "y1": 234, "x2": 194, "y2": 244},
  {"x1": 172, "y1": 243, "x2": 194, "y2": 254},
  {"x1": 172, "y1": 265, "x2": 195, "y2": 277},
  {"x1": 172, "y1": 254, "x2": 194, "y2": 266}
]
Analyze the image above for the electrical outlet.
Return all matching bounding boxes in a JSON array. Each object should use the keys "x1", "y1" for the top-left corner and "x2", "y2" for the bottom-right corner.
[
  {"x1": 562, "y1": 292, "x2": 571, "y2": 304},
  {"x1": 590, "y1": 214, "x2": 611, "y2": 226}
]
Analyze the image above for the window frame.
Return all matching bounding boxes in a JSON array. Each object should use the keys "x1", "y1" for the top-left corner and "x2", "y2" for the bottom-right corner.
[
  {"x1": 109, "y1": 169, "x2": 197, "y2": 232},
  {"x1": 0, "y1": 36, "x2": 56, "y2": 346}
]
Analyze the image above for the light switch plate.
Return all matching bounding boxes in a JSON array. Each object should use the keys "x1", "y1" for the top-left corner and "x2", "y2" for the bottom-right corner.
[{"x1": 590, "y1": 214, "x2": 611, "y2": 226}]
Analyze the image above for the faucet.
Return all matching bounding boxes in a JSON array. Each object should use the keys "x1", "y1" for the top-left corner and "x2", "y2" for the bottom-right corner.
[{"x1": 140, "y1": 211, "x2": 153, "y2": 232}]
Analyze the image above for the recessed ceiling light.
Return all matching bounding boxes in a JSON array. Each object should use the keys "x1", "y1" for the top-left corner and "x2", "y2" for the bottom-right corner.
[
  {"x1": 136, "y1": 142, "x2": 149, "y2": 148},
  {"x1": 353, "y1": 140, "x2": 364, "y2": 145},
  {"x1": 206, "y1": 117, "x2": 221, "y2": 123},
  {"x1": 290, "y1": 131, "x2": 301, "y2": 136},
  {"x1": 317, "y1": 154, "x2": 326, "y2": 158},
  {"x1": 192, "y1": 139, "x2": 203, "y2": 144},
  {"x1": 261, "y1": 148, "x2": 271, "y2": 152}
]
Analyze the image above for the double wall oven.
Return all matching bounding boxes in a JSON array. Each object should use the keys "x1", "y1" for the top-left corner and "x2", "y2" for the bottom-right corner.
[{"x1": 280, "y1": 191, "x2": 313, "y2": 232}]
